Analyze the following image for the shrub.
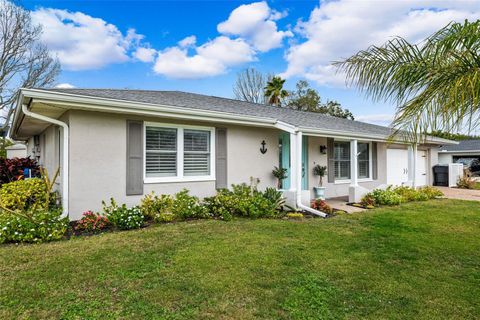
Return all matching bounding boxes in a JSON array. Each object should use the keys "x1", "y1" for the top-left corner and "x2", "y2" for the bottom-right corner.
[
  {"x1": 236, "y1": 192, "x2": 279, "y2": 218},
  {"x1": 311, "y1": 199, "x2": 333, "y2": 214},
  {"x1": 155, "y1": 212, "x2": 175, "y2": 223},
  {"x1": 360, "y1": 194, "x2": 375, "y2": 207},
  {"x1": 0, "y1": 178, "x2": 49, "y2": 211},
  {"x1": 457, "y1": 176, "x2": 476, "y2": 189},
  {"x1": 418, "y1": 186, "x2": 443, "y2": 198},
  {"x1": 0, "y1": 157, "x2": 40, "y2": 185},
  {"x1": 75, "y1": 211, "x2": 109, "y2": 233},
  {"x1": 363, "y1": 187, "x2": 403, "y2": 206},
  {"x1": 0, "y1": 208, "x2": 69, "y2": 244},
  {"x1": 140, "y1": 192, "x2": 174, "y2": 222},
  {"x1": 203, "y1": 190, "x2": 235, "y2": 221},
  {"x1": 204, "y1": 184, "x2": 281, "y2": 220},
  {"x1": 172, "y1": 189, "x2": 210, "y2": 220},
  {"x1": 102, "y1": 198, "x2": 144, "y2": 230},
  {"x1": 393, "y1": 186, "x2": 427, "y2": 202},
  {"x1": 286, "y1": 212, "x2": 304, "y2": 219},
  {"x1": 263, "y1": 187, "x2": 286, "y2": 211},
  {"x1": 0, "y1": 167, "x2": 59, "y2": 212}
]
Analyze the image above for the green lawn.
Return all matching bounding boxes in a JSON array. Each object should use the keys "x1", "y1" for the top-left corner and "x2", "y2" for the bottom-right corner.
[{"x1": 1, "y1": 200, "x2": 479, "y2": 319}]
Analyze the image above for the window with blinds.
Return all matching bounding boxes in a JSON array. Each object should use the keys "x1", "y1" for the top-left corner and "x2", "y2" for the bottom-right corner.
[
  {"x1": 357, "y1": 142, "x2": 370, "y2": 179},
  {"x1": 184, "y1": 129, "x2": 210, "y2": 176},
  {"x1": 145, "y1": 124, "x2": 214, "y2": 181},
  {"x1": 145, "y1": 127, "x2": 177, "y2": 177},
  {"x1": 334, "y1": 141, "x2": 351, "y2": 180}
]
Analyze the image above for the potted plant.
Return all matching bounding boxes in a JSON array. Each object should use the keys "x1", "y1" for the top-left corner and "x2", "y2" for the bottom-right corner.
[
  {"x1": 272, "y1": 166, "x2": 288, "y2": 189},
  {"x1": 312, "y1": 165, "x2": 327, "y2": 199}
]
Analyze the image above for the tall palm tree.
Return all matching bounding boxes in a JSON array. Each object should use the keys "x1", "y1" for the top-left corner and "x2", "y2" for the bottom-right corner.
[
  {"x1": 264, "y1": 76, "x2": 289, "y2": 107},
  {"x1": 335, "y1": 20, "x2": 480, "y2": 142}
]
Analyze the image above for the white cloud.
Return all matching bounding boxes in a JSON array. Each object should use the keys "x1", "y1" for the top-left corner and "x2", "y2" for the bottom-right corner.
[
  {"x1": 55, "y1": 83, "x2": 75, "y2": 89},
  {"x1": 217, "y1": 1, "x2": 292, "y2": 52},
  {"x1": 282, "y1": 0, "x2": 480, "y2": 86},
  {"x1": 153, "y1": 36, "x2": 255, "y2": 78},
  {"x1": 356, "y1": 113, "x2": 394, "y2": 126},
  {"x1": 32, "y1": 8, "x2": 144, "y2": 70},
  {"x1": 134, "y1": 47, "x2": 156, "y2": 63},
  {"x1": 178, "y1": 36, "x2": 197, "y2": 48}
]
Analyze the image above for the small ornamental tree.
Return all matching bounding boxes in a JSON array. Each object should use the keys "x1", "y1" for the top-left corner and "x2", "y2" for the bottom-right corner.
[{"x1": 272, "y1": 166, "x2": 288, "y2": 189}]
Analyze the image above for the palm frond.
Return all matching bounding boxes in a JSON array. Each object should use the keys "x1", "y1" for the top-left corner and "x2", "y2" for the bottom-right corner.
[{"x1": 335, "y1": 20, "x2": 480, "y2": 142}]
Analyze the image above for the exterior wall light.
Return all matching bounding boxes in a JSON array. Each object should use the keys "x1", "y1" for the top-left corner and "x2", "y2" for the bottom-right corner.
[{"x1": 320, "y1": 145, "x2": 327, "y2": 154}]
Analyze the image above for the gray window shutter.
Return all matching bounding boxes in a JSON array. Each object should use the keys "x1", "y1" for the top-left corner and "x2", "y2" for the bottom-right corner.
[
  {"x1": 372, "y1": 142, "x2": 378, "y2": 180},
  {"x1": 126, "y1": 120, "x2": 144, "y2": 195},
  {"x1": 215, "y1": 128, "x2": 227, "y2": 189},
  {"x1": 327, "y1": 138, "x2": 335, "y2": 183}
]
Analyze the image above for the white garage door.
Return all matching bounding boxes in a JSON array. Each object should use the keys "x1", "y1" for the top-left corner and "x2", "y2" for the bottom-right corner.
[
  {"x1": 387, "y1": 148, "x2": 409, "y2": 186},
  {"x1": 416, "y1": 150, "x2": 427, "y2": 187}
]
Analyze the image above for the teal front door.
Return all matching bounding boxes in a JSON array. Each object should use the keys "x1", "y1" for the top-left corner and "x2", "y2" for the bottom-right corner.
[
  {"x1": 279, "y1": 133, "x2": 308, "y2": 190},
  {"x1": 302, "y1": 136, "x2": 308, "y2": 190}
]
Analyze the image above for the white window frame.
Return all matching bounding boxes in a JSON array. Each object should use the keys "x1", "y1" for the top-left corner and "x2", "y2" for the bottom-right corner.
[
  {"x1": 333, "y1": 140, "x2": 351, "y2": 181},
  {"x1": 144, "y1": 122, "x2": 216, "y2": 184},
  {"x1": 333, "y1": 139, "x2": 373, "y2": 184},
  {"x1": 357, "y1": 141, "x2": 372, "y2": 180}
]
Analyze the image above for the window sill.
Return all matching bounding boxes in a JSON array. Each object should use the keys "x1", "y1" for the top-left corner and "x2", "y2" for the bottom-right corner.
[
  {"x1": 144, "y1": 176, "x2": 216, "y2": 184},
  {"x1": 334, "y1": 178, "x2": 373, "y2": 185}
]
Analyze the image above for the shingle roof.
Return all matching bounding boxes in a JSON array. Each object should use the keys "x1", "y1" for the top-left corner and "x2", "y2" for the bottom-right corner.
[
  {"x1": 42, "y1": 88, "x2": 394, "y2": 137},
  {"x1": 439, "y1": 139, "x2": 480, "y2": 152}
]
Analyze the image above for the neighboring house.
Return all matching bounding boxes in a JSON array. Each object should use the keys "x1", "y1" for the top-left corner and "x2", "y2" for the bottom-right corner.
[
  {"x1": 10, "y1": 88, "x2": 454, "y2": 220},
  {"x1": 438, "y1": 139, "x2": 480, "y2": 177},
  {"x1": 5, "y1": 143, "x2": 27, "y2": 159},
  {"x1": 439, "y1": 139, "x2": 480, "y2": 164}
]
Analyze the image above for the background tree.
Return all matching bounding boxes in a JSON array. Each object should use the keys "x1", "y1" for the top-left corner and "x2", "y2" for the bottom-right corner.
[
  {"x1": 286, "y1": 80, "x2": 354, "y2": 119},
  {"x1": 264, "y1": 76, "x2": 289, "y2": 107},
  {"x1": 286, "y1": 80, "x2": 321, "y2": 111},
  {"x1": 233, "y1": 68, "x2": 270, "y2": 104},
  {"x1": 335, "y1": 20, "x2": 480, "y2": 142},
  {"x1": 317, "y1": 101, "x2": 355, "y2": 120},
  {"x1": 0, "y1": 0, "x2": 60, "y2": 133}
]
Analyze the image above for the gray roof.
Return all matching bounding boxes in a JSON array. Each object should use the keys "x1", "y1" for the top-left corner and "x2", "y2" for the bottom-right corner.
[
  {"x1": 43, "y1": 88, "x2": 393, "y2": 136},
  {"x1": 440, "y1": 139, "x2": 480, "y2": 152}
]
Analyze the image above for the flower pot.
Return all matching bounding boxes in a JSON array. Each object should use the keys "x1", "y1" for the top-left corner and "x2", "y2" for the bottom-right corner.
[{"x1": 313, "y1": 186, "x2": 326, "y2": 200}]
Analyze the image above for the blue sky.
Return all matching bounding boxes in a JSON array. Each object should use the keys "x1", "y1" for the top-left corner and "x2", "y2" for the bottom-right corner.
[{"x1": 23, "y1": 0, "x2": 480, "y2": 126}]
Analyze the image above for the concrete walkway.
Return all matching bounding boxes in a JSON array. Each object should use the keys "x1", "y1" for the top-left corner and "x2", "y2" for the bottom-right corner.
[
  {"x1": 436, "y1": 187, "x2": 480, "y2": 202},
  {"x1": 325, "y1": 197, "x2": 366, "y2": 213}
]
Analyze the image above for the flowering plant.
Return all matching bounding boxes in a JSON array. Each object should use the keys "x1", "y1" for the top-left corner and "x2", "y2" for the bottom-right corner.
[
  {"x1": 0, "y1": 208, "x2": 69, "y2": 244},
  {"x1": 75, "y1": 210, "x2": 109, "y2": 233},
  {"x1": 102, "y1": 198, "x2": 144, "y2": 230},
  {"x1": 311, "y1": 199, "x2": 333, "y2": 215}
]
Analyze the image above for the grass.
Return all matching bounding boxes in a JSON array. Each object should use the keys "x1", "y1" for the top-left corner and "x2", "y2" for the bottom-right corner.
[{"x1": 1, "y1": 199, "x2": 479, "y2": 319}]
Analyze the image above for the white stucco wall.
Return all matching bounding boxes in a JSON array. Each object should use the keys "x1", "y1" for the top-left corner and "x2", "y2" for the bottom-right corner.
[
  {"x1": 226, "y1": 125, "x2": 278, "y2": 189},
  {"x1": 67, "y1": 110, "x2": 280, "y2": 219},
  {"x1": 438, "y1": 153, "x2": 452, "y2": 164},
  {"x1": 29, "y1": 108, "x2": 441, "y2": 220},
  {"x1": 5, "y1": 144, "x2": 27, "y2": 159},
  {"x1": 306, "y1": 136, "x2": 388, "y2": 198}
]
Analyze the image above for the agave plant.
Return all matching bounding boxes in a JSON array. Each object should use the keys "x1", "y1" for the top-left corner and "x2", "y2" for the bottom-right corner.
[{"x1": 263, "y1": 187, "x2": 286, "y2": 211}]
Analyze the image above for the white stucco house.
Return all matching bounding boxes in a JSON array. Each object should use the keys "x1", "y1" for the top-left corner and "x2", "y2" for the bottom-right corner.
[
  {"x1": 10, "y1": 88, "x2": 454, "y2": 220},
  {"x1": 438, "y1": 140, "x2": 480, "y2": 165}
]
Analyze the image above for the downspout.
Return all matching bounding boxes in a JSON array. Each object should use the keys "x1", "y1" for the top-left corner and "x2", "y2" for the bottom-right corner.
[
  {"x1": 295, "y1": 132, "x2": 327, "y2": 218},
  {"x1": 22, "y1": 104, "x2": 69, "y2": 217}
]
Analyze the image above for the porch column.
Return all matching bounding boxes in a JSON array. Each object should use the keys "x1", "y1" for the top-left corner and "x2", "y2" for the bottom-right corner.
[
  {"x1": 289, "y1": 132, "x2": 298, "y2": 192},
  {"x1": 350, "y1": 139, "x2": 358, "y2": 187},
  {"x1": 295, "y1": 132, "x2": 304, "y2": 203},
  {"x1": 408, "y1": 144, "x2": 417, "y2": 188}
]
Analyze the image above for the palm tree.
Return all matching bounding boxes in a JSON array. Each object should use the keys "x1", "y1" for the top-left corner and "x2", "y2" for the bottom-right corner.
[
  {"x1": 335, "y1": 20, "x2": 480, "y2": 142},
  {"x1": 264, "y1": 76, "x2": 289, "y2": 107}
]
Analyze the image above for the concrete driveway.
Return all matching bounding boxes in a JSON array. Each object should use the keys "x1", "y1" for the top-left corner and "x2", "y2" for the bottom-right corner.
[{"x1": 436, "y1": 187, "x2": 480, "y2": 202}]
